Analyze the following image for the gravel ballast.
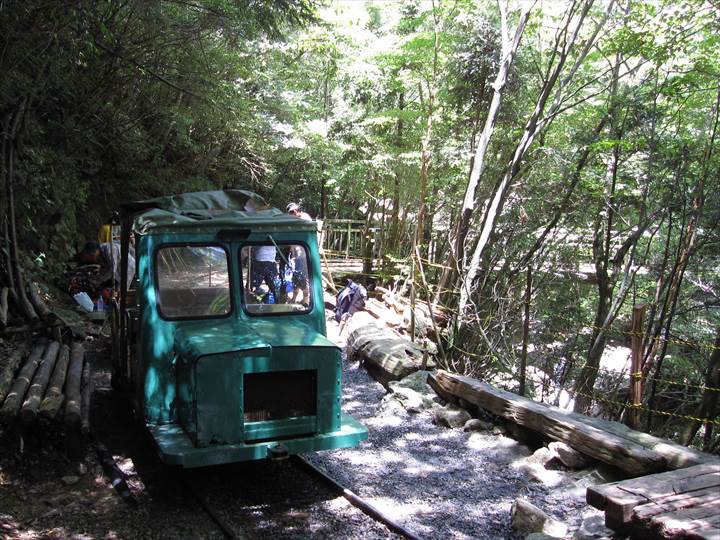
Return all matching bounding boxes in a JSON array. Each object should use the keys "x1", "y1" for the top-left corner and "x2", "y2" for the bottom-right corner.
[{"x1": 307, "y1": 329, "x2": 603, "y2": 539}]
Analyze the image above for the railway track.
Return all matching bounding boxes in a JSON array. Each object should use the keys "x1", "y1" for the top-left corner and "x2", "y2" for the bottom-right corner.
[
  {"x1": 98, "y1": 448, "x2": 422, "y2": 540},
  {"x1": 293, "y1": 456, "x2": 423, "y2": 540}
]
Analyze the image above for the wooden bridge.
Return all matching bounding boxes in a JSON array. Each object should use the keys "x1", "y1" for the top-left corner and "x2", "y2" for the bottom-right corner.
[{"x1": 320, "y1": 219, "x2": 385, "y2": 278}]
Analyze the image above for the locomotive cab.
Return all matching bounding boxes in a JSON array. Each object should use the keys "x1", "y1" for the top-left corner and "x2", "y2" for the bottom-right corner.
[{"x1": 111, "y1": 190, "x2": 367, "y2": 467}]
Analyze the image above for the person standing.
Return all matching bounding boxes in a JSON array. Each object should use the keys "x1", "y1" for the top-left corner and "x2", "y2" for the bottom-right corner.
[
  {"x1": 286, "y1": 202, "x2": 312, "y2": 221},
  {"x1": 250, "y1": 245, "x2": 278, "y2": 303}
]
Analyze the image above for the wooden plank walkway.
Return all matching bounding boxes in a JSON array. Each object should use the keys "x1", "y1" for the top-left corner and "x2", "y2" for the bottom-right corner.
[{"x1": 427, "y1": 371, "x2": 720, "y2": 539}]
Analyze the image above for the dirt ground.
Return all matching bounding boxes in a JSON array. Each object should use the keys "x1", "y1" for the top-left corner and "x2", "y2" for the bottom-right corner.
[
  {"x1": 0, "y1": 309, "x2": 392, "y2": 540},
  {"x1": 0, "y1": 324, "x2": 227, "y2": 539}
]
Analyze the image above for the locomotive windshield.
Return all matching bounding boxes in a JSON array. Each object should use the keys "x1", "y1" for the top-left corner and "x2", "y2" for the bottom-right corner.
[
  {"x1": 240, "y1": 243, "x2": 311, "y2": 314},
  {"x1": 156, "y1": 245, "x2": 231, "y2": 319}
]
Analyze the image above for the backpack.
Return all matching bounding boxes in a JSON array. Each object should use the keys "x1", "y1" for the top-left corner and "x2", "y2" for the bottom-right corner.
[{"x1": 335, "y1": 280, "x2": 367, "y2": 322}]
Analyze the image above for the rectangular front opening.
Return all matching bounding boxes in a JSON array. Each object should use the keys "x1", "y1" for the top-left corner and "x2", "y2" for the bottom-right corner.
[{"x1": 243, "y1": 370, "x2": 317, "y2": 422}]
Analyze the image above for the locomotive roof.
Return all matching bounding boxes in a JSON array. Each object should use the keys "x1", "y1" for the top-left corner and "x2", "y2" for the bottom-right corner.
[{"x1": 121, "y1": 189, "x2": 316, "y2": 234}]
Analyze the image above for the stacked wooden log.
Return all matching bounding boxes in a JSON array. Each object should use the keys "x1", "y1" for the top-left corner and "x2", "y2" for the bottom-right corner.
[{"x1": 0, "y1": 339, "x2": 92, "y2": 433}]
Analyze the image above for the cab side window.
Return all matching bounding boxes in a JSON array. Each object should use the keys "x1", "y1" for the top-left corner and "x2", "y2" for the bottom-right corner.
[{"x1": 156, "y1": 245, "x2": 231, "y2": 319}]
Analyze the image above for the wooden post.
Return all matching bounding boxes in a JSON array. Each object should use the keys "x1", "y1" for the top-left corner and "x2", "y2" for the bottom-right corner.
[
  {"x1": 627, "y1": 304, "x2": 646, "y2": 429},
  {"x1": 345, "y1": 222, "x2": 351, "y2": 259},
  {"x1": 519, "y1": 265, "x2": 532, "y2": 397}
]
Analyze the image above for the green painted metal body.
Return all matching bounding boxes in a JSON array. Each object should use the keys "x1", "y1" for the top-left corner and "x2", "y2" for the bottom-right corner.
[{"x1": 124, "y1": 193, "x2": 367, "y2": 467}]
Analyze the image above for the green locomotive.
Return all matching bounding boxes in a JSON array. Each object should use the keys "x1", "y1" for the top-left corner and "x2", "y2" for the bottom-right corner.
[{"x1": 111, "y1": 190, "x2": 367, "y2": 467}]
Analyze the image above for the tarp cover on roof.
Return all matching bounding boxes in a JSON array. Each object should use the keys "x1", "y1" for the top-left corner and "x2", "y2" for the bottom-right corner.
[{"x1": 122, "y1": 190, "x2": 306, "y2": 234}]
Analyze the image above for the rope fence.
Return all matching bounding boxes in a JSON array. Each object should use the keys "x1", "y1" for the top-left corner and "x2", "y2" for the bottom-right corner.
[{"x1": 321, "y1": 247, "x2": 718, "y2": 432}]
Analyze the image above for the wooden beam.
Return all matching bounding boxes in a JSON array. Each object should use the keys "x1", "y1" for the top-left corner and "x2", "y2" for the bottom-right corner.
[
  {"x1": 428, "y1": 370, "x2": 667, "y2": 475},
  {"x1": 587, "y1": 463, "x2": 720, "y2": 529}
]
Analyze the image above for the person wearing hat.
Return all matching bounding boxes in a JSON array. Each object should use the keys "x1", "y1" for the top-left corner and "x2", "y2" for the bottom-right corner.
[{"x1": 286, "y1": 202, "x2": 312, "y2": 221}]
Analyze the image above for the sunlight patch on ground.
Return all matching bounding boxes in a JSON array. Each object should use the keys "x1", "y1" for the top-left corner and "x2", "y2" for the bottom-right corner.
[
  {"x1": 401, "y1": 459, "x2": 443, "y2": 477},
  {"x1": 366, "y1": 415, "x2": 403, "y2": 428},
  {"x1": 342, "y1": 399, "x2": 364, "y2": 413},
  {"x1": 366, "y1": 496, "x2": 433, "y2": 521}
]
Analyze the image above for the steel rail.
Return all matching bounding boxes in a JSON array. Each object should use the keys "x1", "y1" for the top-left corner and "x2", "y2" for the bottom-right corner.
[
  {"x1": 180, "y1": 474, "x2": 240, "y2": 540},
  {"x1": 293, "y1": 455, "x2": 424, "y2": 540}
]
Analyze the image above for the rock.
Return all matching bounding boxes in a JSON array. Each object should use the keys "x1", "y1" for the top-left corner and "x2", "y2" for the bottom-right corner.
[
  {"x1": 572, "y1": 465, "x2": 623, "y2": 489},
  {"x1": 390, "y1": 370, "x2": 433, "y2": 393},
  {"x1": 389, "y1": 370, "x2": 440, "y2": 412},
  {"x1": 511, "y1": 498, "x2": 568, "y2": 538},
  {"x1": 514, "y1": 462, "x2": 567, "y2": 488},
  {"x1": 377, "y1": 395, "x2": 408, "y2": 419},
  {"x1": 573, "y1": 513, "x2": 614, "y2": 539},
  {"x1": 389, "y1": 386, "x2": 425, "y2": 413},
  {"x1": 402, "y1": 306, "x2": 429, "y2": 337},
  {"x1": 433, "y1": 403, "x2": 472, "y2": 428},
  {"x1": 463, "y1": 419, "x2": 493, "y2": 432},
  {"x1": 526, "y1": 534, "x2": 560, "y2": 540},
  {"x1": 549, "y1": 441, "x2": 591, "y2": 469},
  {"x1": 61, "y1": 475, "x2": 80, "y2": 485},
  {"x1": 527, "y1": 446, "x2": 556, "y2": 467}
]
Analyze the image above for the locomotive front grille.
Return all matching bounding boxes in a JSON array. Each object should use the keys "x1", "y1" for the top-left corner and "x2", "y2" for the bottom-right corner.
[{"x1": 243, "y1": 370, "x2": 317, "y2": 422}]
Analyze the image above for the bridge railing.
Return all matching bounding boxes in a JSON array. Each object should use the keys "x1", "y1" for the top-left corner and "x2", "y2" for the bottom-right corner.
[{"x1": 321, "y1": 219, "x2": 369, "y2": 259}]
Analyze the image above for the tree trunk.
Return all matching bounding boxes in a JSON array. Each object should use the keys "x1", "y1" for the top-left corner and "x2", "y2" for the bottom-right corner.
[
  {"x1": 681, "y1": 328, "x2": 720, "y2": 447},
  {"x1": 0, "y1": 286, "x2": 8, "y2": 327},
  {"x1": 458, "y1": 0, "x2": 611, "y2": 321},
  {"x1": 440, "y1": 1, "x2": 532, "y2": 306}
]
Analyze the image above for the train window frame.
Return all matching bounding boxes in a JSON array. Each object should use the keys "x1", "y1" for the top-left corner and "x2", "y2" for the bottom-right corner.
[
  {"x1": 239, "y1": 241, "x2": 313, "y2": 317},
  {"x1": 154, "y1": 242, "x2": 234, "y2": 321}
]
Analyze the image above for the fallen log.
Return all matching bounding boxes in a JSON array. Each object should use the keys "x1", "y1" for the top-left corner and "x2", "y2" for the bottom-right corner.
[
  {"x1": 64, "y1": 342, "x2": 84, "y2": 427},
  {"x1": 0, "y1": 339, "x2": 47, "y2": 423},
  {"x1": 428, "y1": 370, "x2": 668, "y2": 476},
  {"x1": 0, "y1": 320, "x2": 63, "y2": 337},
  {"x1": 39, "y1": 344, "x2": 70, "y2": 422},
  {"x1": 20, "y1": 340, "x2": 61, "y2": 425},
  {"x1": 347, "y1": 313, "x2": 433, "y2": 389},
  {"x1": 26, "y1": 282, "x2": 51, "y2": 322},
  {"x1": 0, "y1": 343, "x2": 29, "y2": 403},
  {"x1": 80, "y1": 360, "x2": 92, "y2": 434},
  {"x1": 375, "y1": 285, "x2": 448, "y2": 326}
]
